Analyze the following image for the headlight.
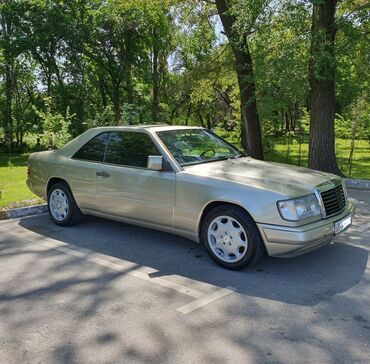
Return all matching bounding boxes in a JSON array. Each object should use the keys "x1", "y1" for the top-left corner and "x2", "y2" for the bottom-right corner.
[{"x1": 277, "y1": 194, "x2": 322, "y2": 222}]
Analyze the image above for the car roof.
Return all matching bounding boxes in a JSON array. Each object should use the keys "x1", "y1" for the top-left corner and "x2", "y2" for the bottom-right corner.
[
  {"x1": 89, "y1": 125, "x2": 204, "y2": 132},
  {"x1": 57, "y1": 124, "x2": 205, "y2": 159}
]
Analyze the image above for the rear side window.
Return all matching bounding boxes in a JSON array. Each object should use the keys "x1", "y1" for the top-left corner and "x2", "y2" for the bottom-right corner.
[
  {"x1": 105, "y1": 132, "x2": 160, "y2": 168},
  {"x1": 73, "y1": 133, "x2": 109, "y2": 162}
]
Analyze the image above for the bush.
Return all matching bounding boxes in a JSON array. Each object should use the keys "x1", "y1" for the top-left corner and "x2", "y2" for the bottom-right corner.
[{"x1": 32, "y1": 97, "x2": 73, "y2": 149}]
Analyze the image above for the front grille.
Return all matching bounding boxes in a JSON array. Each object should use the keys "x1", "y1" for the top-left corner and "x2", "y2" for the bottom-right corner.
[{"x1": 320, "y1": 184, "x2": 346, "y2": 217}]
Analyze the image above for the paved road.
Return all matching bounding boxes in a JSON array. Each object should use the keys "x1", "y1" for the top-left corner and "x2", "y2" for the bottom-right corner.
[{"x1": 1, "y1": 190, "x2": 369, "y2": 363}]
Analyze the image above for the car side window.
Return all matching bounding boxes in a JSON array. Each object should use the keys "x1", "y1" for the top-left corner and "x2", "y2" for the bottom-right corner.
[
  {"x1": 72, "y1": 133, "x2": 109, "y2": 162},
  {"x1": 105, "y1": 131, "x2": 161, "y2": 168}
]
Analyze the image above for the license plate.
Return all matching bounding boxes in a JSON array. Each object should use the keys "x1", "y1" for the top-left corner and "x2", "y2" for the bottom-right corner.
[{"x1": 334, "y1": 215, "x2": 352, "y2": 235}]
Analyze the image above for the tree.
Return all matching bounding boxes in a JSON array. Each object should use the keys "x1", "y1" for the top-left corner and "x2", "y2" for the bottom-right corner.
[
  {"x1": 308, "y1": 0, "x2": 343, "y2": 175},
  {"x1": 0, "y1": 0, "x2": 368, "y2": 168},
  {"x1": 150, "y1": 6, "x2": 172, "y2": 123},
  {"x1": 215, "y1": 0, "x2": 264, "y2": 159},
  {"x1": 167, "y1": 1, "x2": 237, "y2": 129},
  {"x1": 66, "y1": 0, "x2": 171, "y2": 125},
  {"x1": 33, "y1": 97, "x2": 72, "y2": 149},
  {"x1": 251, "y1": 1, "x2": 311, "y2": 135},
  {"x1": 0, "y1": 1, "x2": 17, "y2": 151}
]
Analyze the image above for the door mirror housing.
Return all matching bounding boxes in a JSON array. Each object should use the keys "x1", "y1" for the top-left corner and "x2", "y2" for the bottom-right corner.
[{"x1": 147, "y1": 155, "x2": 163, "y2": 171}]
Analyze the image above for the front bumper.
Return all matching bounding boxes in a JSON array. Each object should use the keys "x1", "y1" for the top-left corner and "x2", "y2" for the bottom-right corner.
[{"x1": 257, "y1": 201, "x2": 355, "y2": 257}]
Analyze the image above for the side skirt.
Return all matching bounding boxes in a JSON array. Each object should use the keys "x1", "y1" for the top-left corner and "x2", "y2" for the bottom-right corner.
[{"x1": 80, "y1": 209, "x2": 200, "y2": 243}]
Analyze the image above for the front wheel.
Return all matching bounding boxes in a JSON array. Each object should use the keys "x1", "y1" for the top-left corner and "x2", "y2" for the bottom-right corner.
[
  {"x1": 48, "y1": 182, "x2": 83, "y2": 226},
  {"x1": 201, "y1": 204, "x2": 265, "y2": 270}
]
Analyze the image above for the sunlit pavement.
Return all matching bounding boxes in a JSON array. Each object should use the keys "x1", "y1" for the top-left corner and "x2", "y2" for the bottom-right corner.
[{"x1": 0, "y1": 190, "x2": 369, "y2": 363}]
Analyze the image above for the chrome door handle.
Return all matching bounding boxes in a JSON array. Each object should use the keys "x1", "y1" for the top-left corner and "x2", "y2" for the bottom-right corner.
[{"x1": 96, "y1": 171, "x2": 110, "y2": 178}]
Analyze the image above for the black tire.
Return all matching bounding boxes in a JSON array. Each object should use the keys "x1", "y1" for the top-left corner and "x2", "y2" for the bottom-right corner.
[
  {"x1": 47, "y1": 182, "x2": 83, "y2": 226},
  {"x1": 201, "y1": 204, "x2": 265, "y2": 270}
]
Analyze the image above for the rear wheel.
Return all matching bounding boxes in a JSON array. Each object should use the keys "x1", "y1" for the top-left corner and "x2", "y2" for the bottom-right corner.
[
  {"x1": 201, "y1": 204, "x2": 265, "y2": 270},
  {"x1": 48, "y1": 182, "x2": 83, "y2": 226}
]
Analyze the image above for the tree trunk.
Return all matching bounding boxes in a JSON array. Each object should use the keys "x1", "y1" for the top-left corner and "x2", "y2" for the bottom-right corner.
[
  {"x1": 215, "y1": 0, "x2": 263, "y2": 159},
  {"x1": 308, "y1": 0, "x2": 343, "y2": 176},
  {"x1": 152, "y1": 28, "x2": 160, "y2": 123},
  {"x1": 198, "y1": 111, "x2": 206, "y2": 128},
  {"x1": 285, "y1": 112, "x2": 289, "y2": 131},
  {"x1": 20, "y1": 127, "x2": 24, "y2": 146},
  {"x1": 1, "y1": 11, "x2": 14, "y2": 152},
  {"x1": 185, "y1": 104, "x2": 191, "y2": 126},
  {"x1": 112, "y1": 81, "x2": 121, "y2": 125},
  {"x1": 126, "y1": 64, "x2": 134, "y2": 105},
  {"x1": 98, "y1": 75, "x2": 108, "y2": 108},
  {"x1": 207, "y1": 116, "x2": 212, "y2": 131},
  {"x1": 4, "y1": 60, "x2": 14, "y2": 152}
]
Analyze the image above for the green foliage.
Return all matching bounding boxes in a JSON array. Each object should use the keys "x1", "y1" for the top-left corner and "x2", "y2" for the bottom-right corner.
[
  {"x1": 335, "y1": 96, "x2": 370, "y2": 141},
  {"x1": 336, "y1": 1, "x2": 370, "y2": 112},
  {"x1": 84, "y1": 106, "x2": 116, "y2": 129},
  {"x1": 231, "y1": 0, "x2": 272, "y2": 42},
  {"x1": 32, "y1": 97, "x2": 73, "y2": 148},
  {"x1": 251, "y1": 1, "x2": 311, "y2": 133},
  {"x1": 121, "y1": 104, "x2": 141, "y2": 125},
  {"x1": 0, "y1": 0, "x2": 368, "y2": 178}
]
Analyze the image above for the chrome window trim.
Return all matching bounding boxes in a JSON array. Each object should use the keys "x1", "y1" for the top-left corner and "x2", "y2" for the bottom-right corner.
[
  {"x1": 98, "y1": 160, "x2": 174, "y2": 173},
  {"x1": 103, "y1": 130, "x2": 163, "y2": 170},
  {"x1": 148, "y1": 129, "x2": 183, "y2": 172},
  {"x1": 152, "y1": 128, "x2": 243, "y2": 169},
  {"x1": 71, "y1": 131, "x2": 110, "y2": 163},
  {"x1": 71, "y1": 129, "x2": 175, "y2": 172}
]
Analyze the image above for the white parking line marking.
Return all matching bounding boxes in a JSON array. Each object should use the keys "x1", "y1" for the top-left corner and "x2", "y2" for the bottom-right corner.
[
  {"x1": 146, "y1": 276, "x2": 205, "y2": 298},
  {"x1": 176, "y1": 286, "x2": 236, "y2": 314},
  {"x1": 31, "y1": 236, "x2": 205, "y2": 299}
]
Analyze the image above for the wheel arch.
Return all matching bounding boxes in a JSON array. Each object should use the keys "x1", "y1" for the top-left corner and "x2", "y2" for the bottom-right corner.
[
  {"x1": 46, "y1": 177, "x2": 72, "y2": 197},
  {"x1": 197, "y1": 200, "x2": 256, "y2": 238},
  {"x1": 46, "y1": 176, "x2": 84, "y2": 226}
]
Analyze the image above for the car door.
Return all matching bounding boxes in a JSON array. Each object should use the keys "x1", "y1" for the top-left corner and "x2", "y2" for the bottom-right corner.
[
  {"x1": 67, "y1": 132, "x2": 109, "y2": 211},
  {"x1": 95, "y1": 131, "x2": 176, "y2": 228}
]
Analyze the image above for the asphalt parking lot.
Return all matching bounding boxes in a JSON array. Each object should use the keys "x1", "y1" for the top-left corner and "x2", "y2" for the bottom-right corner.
[{"x1": 1, "y1": 190, "x2": 369, "y2": 363}]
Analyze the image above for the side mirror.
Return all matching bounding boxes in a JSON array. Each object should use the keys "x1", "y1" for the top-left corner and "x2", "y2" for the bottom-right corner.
[{"x1": 147, "y1": 155, "x2": 163, "y2": 171}]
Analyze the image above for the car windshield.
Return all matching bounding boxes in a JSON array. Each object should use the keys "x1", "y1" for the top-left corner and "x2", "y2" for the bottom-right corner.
[{"x1": 156, "y1": 129, "x2": 244, "y2": 166}]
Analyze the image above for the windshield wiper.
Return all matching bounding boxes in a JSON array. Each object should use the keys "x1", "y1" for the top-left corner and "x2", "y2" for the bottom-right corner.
[
  {"x1": 181, "y1": 154, "x2": 244, "y2": 166},
  {"x1": 228, "y1": 154, "x2": 244, "y2": 160}
]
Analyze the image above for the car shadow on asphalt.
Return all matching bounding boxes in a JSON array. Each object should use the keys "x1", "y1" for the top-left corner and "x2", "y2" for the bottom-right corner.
[{"x1": 18, "y1": 213, "x2": 368, "y2": 307}]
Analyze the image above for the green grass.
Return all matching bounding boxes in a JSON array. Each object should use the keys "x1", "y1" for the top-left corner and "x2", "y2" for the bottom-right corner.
[
  {"x1": 263, "y1": 137, "x2": 370, "y2": 180},
  {"x1": 0, "y1": 153, "x2": 43, "y2": 209}
]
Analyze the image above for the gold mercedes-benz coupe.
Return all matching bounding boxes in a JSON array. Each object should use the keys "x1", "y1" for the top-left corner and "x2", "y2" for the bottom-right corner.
[{"x1": 27, "y1": 125, "x2": 354, "y2": 269}]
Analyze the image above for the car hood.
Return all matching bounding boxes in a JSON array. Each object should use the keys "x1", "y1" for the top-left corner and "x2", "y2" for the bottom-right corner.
[{"x1": 183, "y1": 157, "x2": 340, "y2": 197}]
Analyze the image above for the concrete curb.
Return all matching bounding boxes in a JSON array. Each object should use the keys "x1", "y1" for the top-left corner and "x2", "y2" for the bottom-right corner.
[
  {"x1": 0, "y1": 204, "x2": 48, "y2": 220},
  {"x1": 345, "y1": 179, "x2": 370, "y2": 191}
]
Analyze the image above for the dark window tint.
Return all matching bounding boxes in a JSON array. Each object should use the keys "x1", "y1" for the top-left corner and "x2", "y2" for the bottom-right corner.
[
  {"x1": 73, "y1": 133, "x2": 109, "y2": 162},
  {"x1": 105, "y1": 132, "x2": 160, "y2": 168}
]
